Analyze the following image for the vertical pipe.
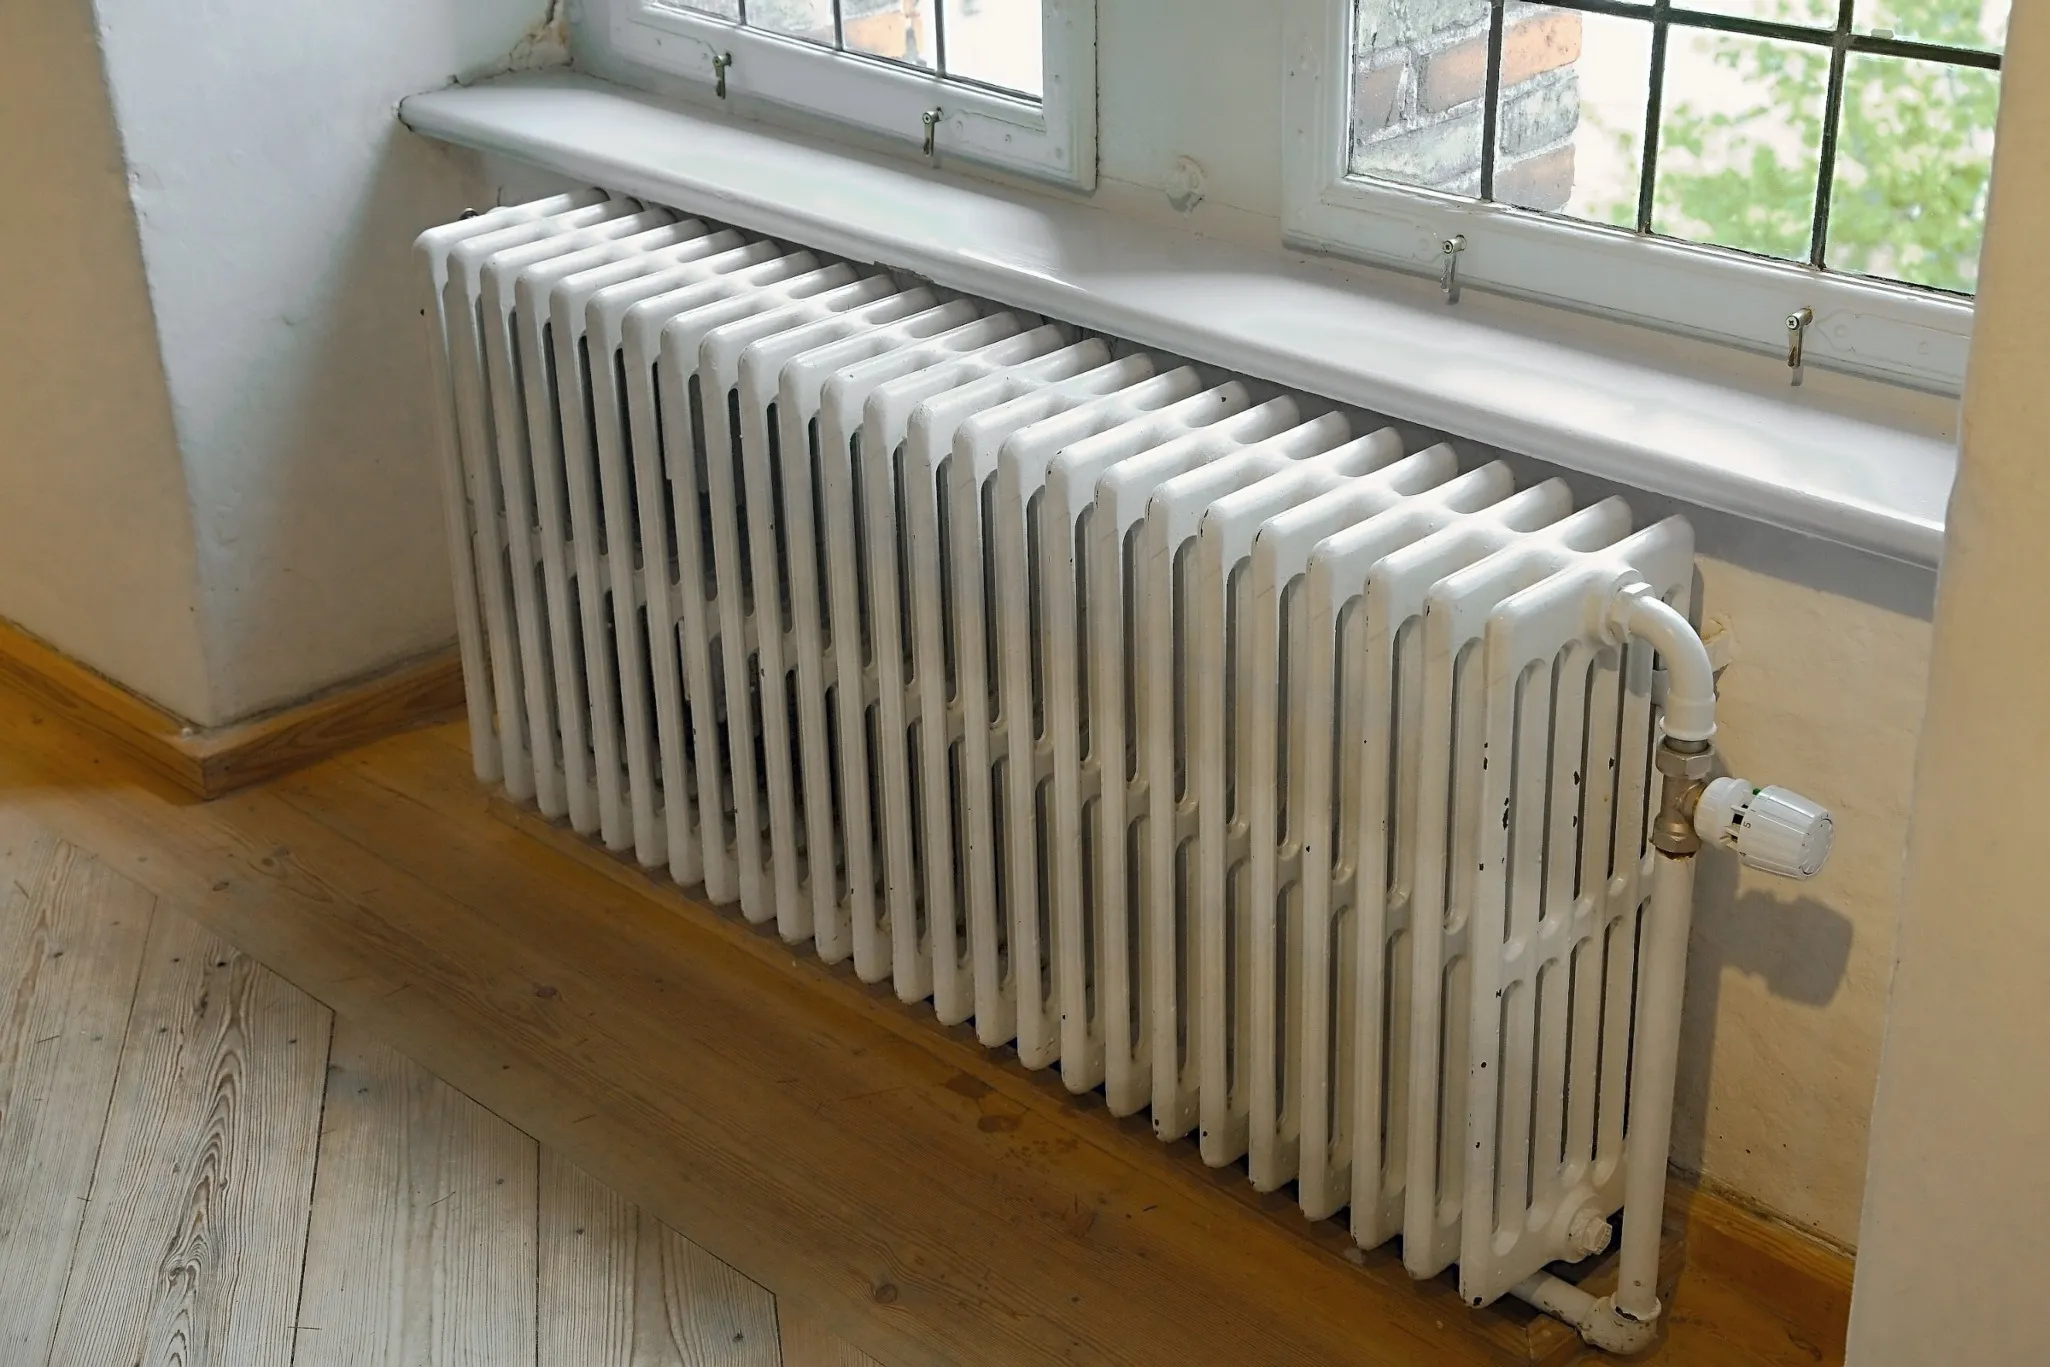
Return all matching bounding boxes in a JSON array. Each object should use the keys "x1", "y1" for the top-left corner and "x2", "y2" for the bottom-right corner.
[{"x1": 1613, "y1": 845, "x2": 1697, "y2": 1321}]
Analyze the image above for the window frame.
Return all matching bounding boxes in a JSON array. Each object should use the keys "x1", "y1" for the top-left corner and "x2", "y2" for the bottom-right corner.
[
  {"x1": 1280, "y1": 0, "x2": 1984, "y2": 392},
  {"x1": 600, "y1": 0, "x2": 1097, "y2": 191}
]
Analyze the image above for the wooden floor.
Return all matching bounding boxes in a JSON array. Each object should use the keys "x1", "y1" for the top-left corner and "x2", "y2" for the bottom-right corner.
[
  {"x1": 0, "y1": 821, "x2": 871, "y2": 1366},
  {"x1": 0, "y1": 669, "x2": 1848, "y2": 1367}
]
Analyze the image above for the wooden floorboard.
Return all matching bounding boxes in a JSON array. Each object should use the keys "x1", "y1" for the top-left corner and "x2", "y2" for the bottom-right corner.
[
  {"x1": 295, "y1": 1017, "x2": 539, "y2": 1367},
  {"x1": 0, "y1": 817, "x2": 155, "y2": 1365},
  {"x1": 540, "y1": 1149, "x2": 782, "y2": 1367},
  {"x1": 776, "y1": 1302, "x2": 888, "y2": 1367},
  {"x1": 0, "y1": 675, "x2": 1851, "y2": 1367},
  {"x1": 44, "y1": 904, "x2": 331, "y2": 1367}
]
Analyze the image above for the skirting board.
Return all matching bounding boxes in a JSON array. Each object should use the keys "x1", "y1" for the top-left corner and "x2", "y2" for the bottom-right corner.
[{"x1": 0, "y1": 619, "x2": 466, "y2": 799}]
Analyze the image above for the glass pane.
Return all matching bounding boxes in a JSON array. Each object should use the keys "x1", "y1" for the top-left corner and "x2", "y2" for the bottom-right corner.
[
  {"x1": 940, "y1": 0, "x2": 1043, "y2": 97},
  {"x1": 1349, "y1": 0, "x2": 1492, "y2": 196},
  {"x1": 1492, "y1": 7, "x2": 1650, "y2": 227},
  {"x1": 747, "y1": 0, "x2": 837, "y2": 45},
  {"x1": 845, "y1": 0, "x2": 937, "y2": 70},
  {"x1": 671, "y1": 0, "x2": 741, "y2": 17},
  {"x1": 1680, "y1": 0, "x2": 1836, "y2": 26},
  {"x1": 1653, "y1": 30, "x2": 1827, "y2": 261},
  {"x1": 1828, "y1": 52, "x2": 1997, "y2": 291},
  {"x1": 1858, "y1": 0, "x2": 2009, "y2": 51}
]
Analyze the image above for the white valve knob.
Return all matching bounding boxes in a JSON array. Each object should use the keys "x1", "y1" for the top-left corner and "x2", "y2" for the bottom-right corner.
[{"x1": 1693, "y1": 777, "x2": 1833, "y2": 879}]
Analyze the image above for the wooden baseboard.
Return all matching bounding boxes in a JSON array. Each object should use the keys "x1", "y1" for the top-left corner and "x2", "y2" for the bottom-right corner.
[
  {"x1": 0, "y1": 619, "x2": 466, "y2": 799},
  {"x1": 1669, "y1": 1179, "x2": 1855, "y2": 1360}
]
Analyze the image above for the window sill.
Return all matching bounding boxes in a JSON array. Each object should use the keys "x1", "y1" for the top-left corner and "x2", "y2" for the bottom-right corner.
[{"x1": 399, "y1": 70, "x2": 1956, "y2": 569}]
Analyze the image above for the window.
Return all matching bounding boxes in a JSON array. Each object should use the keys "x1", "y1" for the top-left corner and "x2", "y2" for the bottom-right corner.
[
  {"x1": 1283, "y1": 0, "x2": 2006, "y2": 390},
  {"x1": 600, "y1": 0, "x2": 1096, "y2": 189}
]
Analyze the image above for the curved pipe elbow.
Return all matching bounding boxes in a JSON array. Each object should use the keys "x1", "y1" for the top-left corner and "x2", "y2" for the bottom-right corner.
[{"x1": 1608, "y1": 583, "x2": 1716, "y2": 743}]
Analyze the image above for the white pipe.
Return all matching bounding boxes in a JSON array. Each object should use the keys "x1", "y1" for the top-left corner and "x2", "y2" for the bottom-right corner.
[
  {"x1": 1511, "y1": 1271, "x2": 1657, "y2": 1356},
  {"x1": 1614, "y1": 848, "x2": 1697, "y2": 1318},
  {"x1": 1512, "y1": 580, "x2": 1714, "y2": 1353},
  {"x1": 1508, "y1": 848, "x2": 1697, "y2": 1356},
  {"x1": 1513, "y1": 1271, "x2": 1598, "y2": 1326},
  {"x1": 1606, "y1": 582, "x2": 1716, "y2": 742}
]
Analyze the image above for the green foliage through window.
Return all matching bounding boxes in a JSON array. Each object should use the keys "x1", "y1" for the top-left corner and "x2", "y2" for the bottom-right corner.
[{"x1": 1648, "y1": 0, "x2": 2002, "y2": 293}]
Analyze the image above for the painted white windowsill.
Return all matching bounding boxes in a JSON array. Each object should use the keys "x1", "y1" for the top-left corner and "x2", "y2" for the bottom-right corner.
[{"x1": 399, "y1": 71, "x2": 1957, "y2": 568}]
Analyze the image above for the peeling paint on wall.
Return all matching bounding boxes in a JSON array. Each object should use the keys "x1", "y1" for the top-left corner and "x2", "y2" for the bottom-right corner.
[{"x1": 498, "y1": 0, "x2": 571, "y2": 77}]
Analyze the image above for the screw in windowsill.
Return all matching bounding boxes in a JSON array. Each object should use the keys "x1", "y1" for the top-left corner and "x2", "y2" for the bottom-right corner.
[
  {"x1": 1441, "y1": 235, "x2": 1466, "y2": 306},
  {"x1": 1786, "y1": 306, "x2": 1814, "y2": 387}
]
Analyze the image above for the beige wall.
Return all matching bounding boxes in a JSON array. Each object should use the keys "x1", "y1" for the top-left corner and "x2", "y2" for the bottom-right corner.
[
  {"x1": 1677, "y1": 555, "x2": 1927, "y2": 1240},
  {"x1": 1845, "y1": 4, "x2": 2050, "y2": 1358},
  {"x1": 0, "y1": 0, "x2": 213, "y2": 720}
]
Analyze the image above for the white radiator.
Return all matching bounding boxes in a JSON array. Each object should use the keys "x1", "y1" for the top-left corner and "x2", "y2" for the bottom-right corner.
[{"x1": 418, "y1": 191, "x2": 1832, "y2": 1351}]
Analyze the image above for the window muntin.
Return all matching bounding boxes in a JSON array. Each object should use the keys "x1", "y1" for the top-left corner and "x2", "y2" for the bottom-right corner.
[
  {"x1": 1347, "y1": 0, "x2": 2005, "y2": 295},
  {"x1": 605, "y1": 0, "x2": 1092, "y2": 189},
  {"x1": 667, "y1": 0, "x2": 1045, "y2": 99}
]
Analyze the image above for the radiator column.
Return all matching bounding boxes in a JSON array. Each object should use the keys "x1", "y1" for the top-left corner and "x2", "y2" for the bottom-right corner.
[{"x1": 1513, "y1": 584, "x2": 1717, "y2": 1356}]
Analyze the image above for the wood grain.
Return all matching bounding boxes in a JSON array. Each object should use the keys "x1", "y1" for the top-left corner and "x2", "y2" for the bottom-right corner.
[
  {"x1": 294, "y1": 1016, "x2": 539, "y2": 1367},
  {"x1": 776, "y1": 1301, "x2": 888, "y2": 1367},
  {"x1": 44, "y1": 906, "x2": 331, "y2": 1367},
  {"x1": 0, "y1": 616, "x2": 464, "y2": 799},
  {"x1": 0, "y1": 685, "x2": 1538, "y2": 1367},
  {"x1": 0, "y1": 617, "x2": 203, "y2": 795},
  {"x1": 0, "y1": 669, "x2": 1856, "y2": 1367},
  {"x1": 0, "y1": 815, "x2": 155, "y2": 1365},
  {"x1": 186, "y1": 650, "x2": 467, "y2": 797},
  {"x1": 1662, "y1": 1180, "x2": 1854, "y2": 1366},
  {"x1": 540, "y1": 1149, "x2": 781, "y2": 1366}
]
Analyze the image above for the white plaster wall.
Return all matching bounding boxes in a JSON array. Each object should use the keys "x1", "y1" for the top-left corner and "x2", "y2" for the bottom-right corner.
[
  {"x1": 1845, "y1": 6, "x2": 2050, "y2": 1357},
  {"x1": 90, "y1": 0, "x2": 555, "y2": 723},
  {"x1": 0, "y1": 0, "x2": 214, "y2": 720}
]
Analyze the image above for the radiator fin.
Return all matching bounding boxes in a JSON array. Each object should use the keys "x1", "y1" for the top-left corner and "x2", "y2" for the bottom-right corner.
[{"x1": 418, "y1": 194, "x2": 1696, "y2": 1309}]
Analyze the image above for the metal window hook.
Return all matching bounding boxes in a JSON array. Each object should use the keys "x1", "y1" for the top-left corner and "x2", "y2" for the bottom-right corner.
[
  {"x1": 921, "y1": 107, "x2": 943, "y2": 164},
  {"x1": 1441, "y1": 234, "x2": 1467, "y2": 306},
  {"x1": 1786, "y1": 306, "x2": 1814, "y2": 387},
  {"x1": 711, "y1": 51, "x2": 733, "y2": 99}
]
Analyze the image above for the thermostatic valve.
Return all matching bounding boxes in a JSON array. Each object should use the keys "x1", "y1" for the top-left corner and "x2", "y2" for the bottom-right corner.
[{"x1": 1693, "y1": 777, "x2": 1834, "y2": 879}]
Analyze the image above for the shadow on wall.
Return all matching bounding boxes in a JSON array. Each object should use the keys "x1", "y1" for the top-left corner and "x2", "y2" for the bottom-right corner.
[{"x1": 1670, "y1": 844, "x2": 1857, "y2": 1193}]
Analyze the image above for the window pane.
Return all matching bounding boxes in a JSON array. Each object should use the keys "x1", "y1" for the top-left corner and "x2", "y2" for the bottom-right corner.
[
  {"x1": 939, "y1": 0, "x2": 1042, "y2": 96},
  {"x1": 1827, "y1": 53, "x2": 1997, "y2": 291},
  {"x1": 747, "y1": 0, "x2": 838, "y2": 45},
  {"x1": 1653, "y1": 30, "x2": 1826, "y2": 261},
  {"x1": 845, "y1": 0, "x2": 936, "y2": 69},
  {"x1": 671, "y1": 0, "x2": 741, "y2": 17},
  {"x1": 1858, "y1": 0, "x2": 2009, "y2": 52},
  {"x1": 1681, "y1": 0, "x2": 1836, "y2": 26},
  {"x1": 1349, "y1": 0, "x2": 1491, "y2": 195},
  {"x1": 1492, "y1": 7, "x2": 1649, "y2": 228}
]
